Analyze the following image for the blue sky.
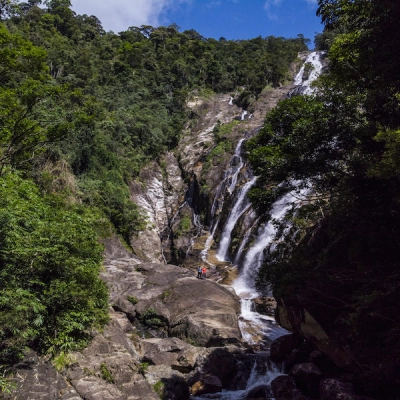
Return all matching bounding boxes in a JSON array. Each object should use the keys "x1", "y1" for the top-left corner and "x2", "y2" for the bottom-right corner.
[{"x1": 71, "y1": 0, "x2": 324, "y2": 47}]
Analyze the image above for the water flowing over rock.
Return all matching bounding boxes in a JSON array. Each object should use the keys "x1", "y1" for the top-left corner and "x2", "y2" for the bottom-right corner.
[
  {"x1": 288, "y1": 51, "x2": 326, "y2": 97},
  {"x1": 216, "y1": 176, "x2": 257, "y2": 262}
]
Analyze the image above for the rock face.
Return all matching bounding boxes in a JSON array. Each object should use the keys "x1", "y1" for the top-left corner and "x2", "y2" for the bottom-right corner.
[
  {"x1": 129, "y1": 159, "x2": 185, "y2": 263},
  {"x1": 103, "y1": 260, "x2": 241, "y2": 346},
  {"x1": 4, "y1": 350, "x2": 71, "y2": 400},
  {"x1": 140, "y1": 337, "x2": 205, "y2": 372}
]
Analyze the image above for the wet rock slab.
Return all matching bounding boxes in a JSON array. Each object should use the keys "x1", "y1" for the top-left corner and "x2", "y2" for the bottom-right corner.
[{"x1": 104, "y1": 261, "x2": 242, "y2": 347}]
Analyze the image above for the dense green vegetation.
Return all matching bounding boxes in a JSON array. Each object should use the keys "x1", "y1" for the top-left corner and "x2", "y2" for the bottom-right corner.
[
  {"x1": 0, "y1": 173, "x2": 109, "y2": 364},
  {"x1": 0, "y1": 0, "x2": 307, "y2": 385},
  {"x1": 249, "y1": 1, "x2": 400, "y2": 397}
]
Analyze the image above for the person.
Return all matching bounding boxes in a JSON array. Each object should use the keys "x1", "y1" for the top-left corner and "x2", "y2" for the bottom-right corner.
[
  {"x1": 202, "y1": 267, "x2": 207, "y2": 279},
  {"x1": 197, "y1": 266, "x2": 202, "y2": 279}
]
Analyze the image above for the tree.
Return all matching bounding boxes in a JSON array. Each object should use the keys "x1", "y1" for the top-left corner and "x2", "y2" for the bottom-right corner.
[
  {"x1": 0, "y1": 24, "x2": 70, "y2": 174},
  {"x1": 317, "y1": 0, "x2": 400, "y2": 128}
]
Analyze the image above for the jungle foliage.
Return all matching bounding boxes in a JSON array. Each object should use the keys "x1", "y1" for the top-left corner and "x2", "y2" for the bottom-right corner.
[{"x1": 248, "y1": 1, "x2": 400, "y2": 397}]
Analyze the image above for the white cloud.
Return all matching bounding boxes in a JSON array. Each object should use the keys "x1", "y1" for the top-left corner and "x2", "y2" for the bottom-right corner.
[
  {"x1": 264, "y1": 0, "x2": 282, "y2": 20},
  {"x1": 71, "y1": 0, "x2": 190, "y2": 33}
]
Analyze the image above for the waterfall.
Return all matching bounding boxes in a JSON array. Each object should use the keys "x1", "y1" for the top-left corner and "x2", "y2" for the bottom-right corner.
[
  {"x1": 186, "y1": 53, "x2": 322, "y2": 399},
  {"x1": 233, "y1": 217, "x2": 259, "y2": 265},
  {"x1": 293, "y1": 51, "x2": 324, "y2": 94},
  {"x1": 211, "y1": 139, "x2": 245, "y2": 219},
  {"x1": 200, "y1": 217, "x2": 220, "y2": 268},
  {"x1": 229, "y1": 96, "x2": 233, "y2": 105},
  {"x1": 232, "y1": 189, "x2": 303, "y2": 297},
  {"x1": 192, "y1": 361, "x2": 284, "y2": 400},
  {"x1": 216, "y1": 176, "x2": 257, "y2": 262},
  {"x1": 228, "y1": 139, "x2": 245, "y2": 194}
]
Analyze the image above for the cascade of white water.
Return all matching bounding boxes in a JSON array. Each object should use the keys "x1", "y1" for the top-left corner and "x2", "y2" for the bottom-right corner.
[
  {"x1": 229, "y1": 96, "x2": 234, "y2": 105},
  {"x1": 232, "y1": 189, "x2": 303, "y2": 297},
  {"x1": 211, "y1": 139, "x2": 245, "y2": 219},
  {"x1": 216, "y1": 176, "x2": 257, "y2": 262},
  {"x1": 228, "y1": 139, "x2": 245, "y2": 194},
  {"x1": 241, "y1": 110, "x2": 248, "y2": 120},
  {"x1": 192, "y1": 361, "x2": 284, "y2": 400},
  {"x1": 231, "y1": 186, "x2": 311, "y2": 350},
  {"x1": 294, "y1": 51, "x2": 324, "y2": 93},
  {"x1": 233, "y1": 216, "x2": 259, "y2": 265}
]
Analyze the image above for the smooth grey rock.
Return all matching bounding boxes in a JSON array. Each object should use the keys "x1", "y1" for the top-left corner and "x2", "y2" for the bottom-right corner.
[{"x1": 141, "y1": 337, "x2": 204, "y2": 372}]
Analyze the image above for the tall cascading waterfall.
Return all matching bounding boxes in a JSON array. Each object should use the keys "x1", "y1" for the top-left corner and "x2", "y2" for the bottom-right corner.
[
  {"x1": 189, "y1": 52, "x2": 324, "y2": 398},
  {"x1": 200, "y1": 138, "x2": 247, "y2": 266},
  {"x1": 215, "y1": 52, "x2": 324, "y2": 344}
]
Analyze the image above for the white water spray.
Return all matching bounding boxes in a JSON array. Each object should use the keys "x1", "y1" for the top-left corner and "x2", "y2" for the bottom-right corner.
[
  {"x1": 294, "y1": 51, "x2": 324, "y2": 94},
  {"x1": 216, "y1": 176, "x2": 257, "y2": 262},
  {"x1": 233, "y1": 189, "x2": 302, "y2": 297}
]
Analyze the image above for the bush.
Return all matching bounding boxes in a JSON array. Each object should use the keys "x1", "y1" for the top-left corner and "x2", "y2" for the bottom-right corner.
[{"x1": 0, "y1": 173, "x2": 109, "y2": 367}]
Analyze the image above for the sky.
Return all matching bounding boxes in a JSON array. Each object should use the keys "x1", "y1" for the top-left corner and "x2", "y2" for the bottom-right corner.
[{"x1": 70, "y1": 0, "x2": 324, "y2": 47}]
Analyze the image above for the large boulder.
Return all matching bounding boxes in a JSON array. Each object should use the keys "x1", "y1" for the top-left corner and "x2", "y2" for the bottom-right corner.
[
  {"x1": 140, "y1": 337, "x2": 205, "y2": 372},
  {"x1": 289, "y1": 363, "x2": 322, "y2": 397},
  {"x1": 190, "y1": 374, "x2": 223, "y2": 396},
  {"x1": 270, "y1": 333, "x2": 302, "y2": 362},
  {"x1": 164, "y1": 277, "x2": 241, "y2": 346},
  {"x1": 271, "y1": 375, "x2": 307, "y2": 400},
  {"x1": 103, "y1": 261, "x2": 241, "y2": 347}
]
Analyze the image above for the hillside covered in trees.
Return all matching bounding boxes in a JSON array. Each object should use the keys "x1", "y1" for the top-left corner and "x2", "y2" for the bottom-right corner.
[
  {"x1": 248, "y1": 0, "x2": 400, "y2": 397},
  {"x1": 0, "y1": 0, "x2": 309, "y2": 390}
]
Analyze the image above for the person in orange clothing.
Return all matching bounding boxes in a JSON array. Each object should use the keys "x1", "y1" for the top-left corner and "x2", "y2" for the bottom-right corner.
[{"x1": 202, "y1": 267, "x2": 207, "y2": 279}]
